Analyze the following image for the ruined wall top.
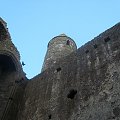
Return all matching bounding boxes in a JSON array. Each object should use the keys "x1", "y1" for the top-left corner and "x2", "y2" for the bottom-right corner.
[{"x1": 0, "y1": 17, "x2": 20, "y2": 61}]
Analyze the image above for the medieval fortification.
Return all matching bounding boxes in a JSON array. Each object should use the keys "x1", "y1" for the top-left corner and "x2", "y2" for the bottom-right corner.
[{"x1": 0, "y1": 17, "x2": 120, "y2": 120}]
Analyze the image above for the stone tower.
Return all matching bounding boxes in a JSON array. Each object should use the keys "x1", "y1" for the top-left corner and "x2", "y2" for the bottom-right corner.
[{"x1": 41, "y1": 34, "x2": 77, "y2": 71}]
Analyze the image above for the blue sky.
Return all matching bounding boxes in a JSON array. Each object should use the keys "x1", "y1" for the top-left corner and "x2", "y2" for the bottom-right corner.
[{"x1": 0, "y1": 0, "x2": 120, "y2": 78}]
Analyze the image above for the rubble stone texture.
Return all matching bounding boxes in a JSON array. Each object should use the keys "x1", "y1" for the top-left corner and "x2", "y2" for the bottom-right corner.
[{"x1": 0, "y1": 17, "x2": 120, "y2": 120}]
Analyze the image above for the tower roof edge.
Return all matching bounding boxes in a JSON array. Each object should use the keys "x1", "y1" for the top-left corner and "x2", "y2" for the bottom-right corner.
[{"x1": 59, "y1": 33, "x2": 67, "y2": 37}]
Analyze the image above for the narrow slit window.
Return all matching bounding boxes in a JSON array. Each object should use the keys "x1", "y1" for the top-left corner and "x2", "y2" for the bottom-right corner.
[
  {"x1": 56, "y1": 67, "x2": 61, "y2": 72},
  {"x1": 104, "y1": 37, "x2": 110, "y2": 43},
  {"x1": 93, "y1": 44, "x2": 98, "y2": 49},
  {"x1": 67, "y1": 89, "x2": 77, "y2": 99},
  {"x1": 66, "y1": 40, "x2": 70, "y2": 45},
  {"x1": 48, "y1": 114, "x2": 52, "y2": 119}
]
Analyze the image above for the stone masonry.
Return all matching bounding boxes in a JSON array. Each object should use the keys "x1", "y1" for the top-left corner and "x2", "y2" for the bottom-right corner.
[{"x1": 0, "y1": 17, "x2": 120, "y2": 120}]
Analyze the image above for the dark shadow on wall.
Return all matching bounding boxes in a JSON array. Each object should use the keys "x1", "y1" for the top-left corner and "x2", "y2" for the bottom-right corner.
[{"x1": 0, "y1": 54, "x2": 16, "y2": 77}]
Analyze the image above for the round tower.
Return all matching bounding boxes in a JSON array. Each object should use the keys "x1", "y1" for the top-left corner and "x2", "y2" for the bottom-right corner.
[{"x1": 41, "y1": 34, "x2": 77, "y2": 71}]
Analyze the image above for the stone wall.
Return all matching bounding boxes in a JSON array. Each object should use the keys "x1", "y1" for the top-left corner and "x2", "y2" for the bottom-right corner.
[
  {"x1": 0, "y1": 18, "x2": 26, "y2": 120},
  {"x1": 0, "y1": 18, "x2": 20, "y2": 61},
  {"x1": 19, "y1": 23, "x2": 120, "y2": 120}
]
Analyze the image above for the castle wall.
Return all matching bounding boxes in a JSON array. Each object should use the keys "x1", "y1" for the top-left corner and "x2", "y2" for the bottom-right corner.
[
  {"x1": 19, "y1": 23, "x2": 120, "y2": 120},
  {"x1": 0, "y1": 55, "x2": 26, "y2": 120},
  {"x1": 0, "y1": 18, "x2": 27, "y2": 120}
]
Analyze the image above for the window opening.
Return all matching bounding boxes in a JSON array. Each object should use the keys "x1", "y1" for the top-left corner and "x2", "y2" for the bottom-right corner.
[
  {"x1": 93, "y1": 44, "x2": 98, "y2": 49},
  {"x1": 104, "y1": 37, "x2": 110, "y2": 43},
  {"x1": 56, "y1": 67, "x2": 61, "y2": 72},
  {"x1": 67, "y1": 89, "x2": 77, "y2": 99},
  {"x1": 48, "y1": 114, "x2": 52, "y2": 119},
  {"x1": 66, "y1": 40, "x2": 70, "y2": 45}
]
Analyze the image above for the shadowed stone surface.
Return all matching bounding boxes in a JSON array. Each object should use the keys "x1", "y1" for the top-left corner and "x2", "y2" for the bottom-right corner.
[
  {"x1": 0, "y1": 18, "x2": 27, "y2": 120},
  {"x1": 18, "y1": 23, "x2": 120, "y2": 120}
]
